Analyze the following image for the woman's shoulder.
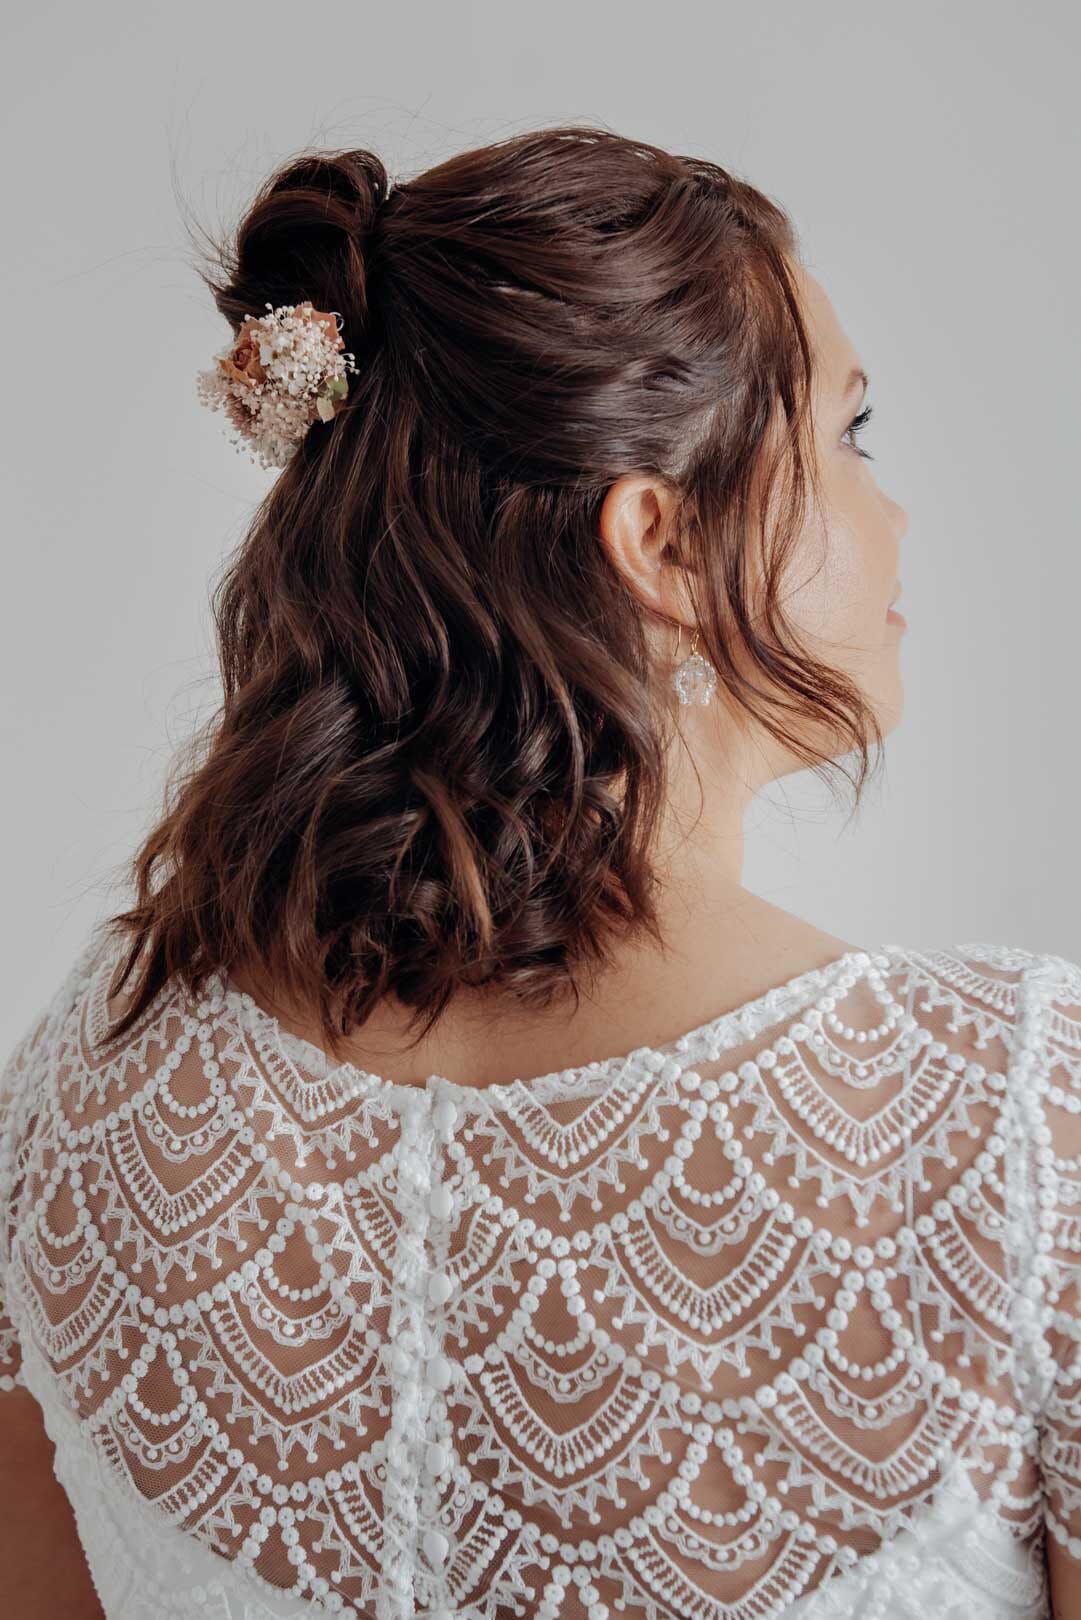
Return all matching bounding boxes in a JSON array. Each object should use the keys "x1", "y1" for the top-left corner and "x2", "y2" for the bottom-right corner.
[
  {"x1": 889, "y1": 937, "x2": 1077, "y2": 984},
  {"x1": 878, "y1": 938, "x2": 1080, "y2": 1047},
  {"x1": 1, "y1": 921, "x2": 117, "y2": 1201},
  {"x1": 944, "y1": 941, "x2": 1081, "y2": 1076}
]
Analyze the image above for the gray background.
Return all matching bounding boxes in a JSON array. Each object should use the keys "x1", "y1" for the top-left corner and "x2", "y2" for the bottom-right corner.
[{"x1": 2, "y1": 1, "x2": 1078, "y2": 1047}]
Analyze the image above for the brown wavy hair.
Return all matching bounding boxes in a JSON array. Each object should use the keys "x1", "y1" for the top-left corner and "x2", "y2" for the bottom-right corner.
[{"x1": 99, "y1": 122, "x2": 883, "y2": 1056}]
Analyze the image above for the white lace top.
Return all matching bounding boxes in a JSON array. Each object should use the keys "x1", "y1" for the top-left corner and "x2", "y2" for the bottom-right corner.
[{"x1": 2, "y1": 924, "x2": 1080, "y2": 1620}]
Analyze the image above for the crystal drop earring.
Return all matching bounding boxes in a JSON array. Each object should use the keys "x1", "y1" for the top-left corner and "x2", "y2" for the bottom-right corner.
[{"x1": 671, "y1": 623, "x2": 718, "y2": 706}]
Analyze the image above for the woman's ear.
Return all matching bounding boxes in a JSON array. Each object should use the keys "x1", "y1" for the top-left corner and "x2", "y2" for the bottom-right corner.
[{"x1": 598, "y1": 472, "x2": 694, "y2": 626}]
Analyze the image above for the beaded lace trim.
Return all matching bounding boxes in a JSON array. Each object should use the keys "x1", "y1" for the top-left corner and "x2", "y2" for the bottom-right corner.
[{"x1": 1, "y1": 927, "x2": 1079, "y2": 1618}]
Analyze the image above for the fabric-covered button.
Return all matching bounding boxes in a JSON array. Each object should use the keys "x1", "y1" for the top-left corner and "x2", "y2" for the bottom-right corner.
[
  {"x1": 433, "y1": 1099, "x2": 458, "y2": 1134},
  {"x1": 423, "y1": 1528, "x2": 450, "y2": 1564},
  {"x1": 428, "y1": 1271, "x2": 453, "y2": 1305},
  {"x1": 430, "y1": 1183, "x2": 454, "y2": 1219},
  {"x1": 426, "y1": 1441, "x2": 448, "y2": 1476},
  {"x1": 427, "y1": 1355, "x2": 452, "y2": 1390}
]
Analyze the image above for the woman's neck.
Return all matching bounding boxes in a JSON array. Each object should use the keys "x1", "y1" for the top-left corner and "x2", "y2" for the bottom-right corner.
[{"x1": 227, "y1": 889, "x2": 856, "y2": 1090}]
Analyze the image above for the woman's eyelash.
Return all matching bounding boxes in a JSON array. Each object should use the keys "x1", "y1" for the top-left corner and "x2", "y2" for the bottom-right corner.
[{"x1": 843, "y1": 403, "x2": 875, "y2": 459}]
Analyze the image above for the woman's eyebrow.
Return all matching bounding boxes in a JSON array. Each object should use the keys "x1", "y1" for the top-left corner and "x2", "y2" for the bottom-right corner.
[{"x1": 842, "y1": 367, "x2": 870, "y2": 402}]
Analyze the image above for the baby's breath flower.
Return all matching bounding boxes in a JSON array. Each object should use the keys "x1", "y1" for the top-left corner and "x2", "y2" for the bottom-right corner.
[{"x1": 195, "y1": 301, "x2": 358, "y2": 471}]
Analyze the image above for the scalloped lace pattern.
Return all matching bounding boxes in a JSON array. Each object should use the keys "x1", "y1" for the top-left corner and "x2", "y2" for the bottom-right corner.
[{"x1": 2, "y1": 925, "x2": 1080, "y2": 1619}]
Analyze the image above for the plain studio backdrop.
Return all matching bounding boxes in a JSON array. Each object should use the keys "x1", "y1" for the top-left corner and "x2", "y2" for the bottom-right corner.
[{"x1": 1, "y1": 1, "x2": 1078, "y2": 1053}]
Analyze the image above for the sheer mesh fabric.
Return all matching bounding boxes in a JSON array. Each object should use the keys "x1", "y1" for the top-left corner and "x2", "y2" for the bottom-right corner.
[{"x1": 1, "y1": 924, "x2": 1080, "y2": 1619}]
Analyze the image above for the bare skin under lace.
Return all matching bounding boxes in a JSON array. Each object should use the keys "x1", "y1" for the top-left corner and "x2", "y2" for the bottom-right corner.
[{"x1": 2, "y1": 927, "x2": 1080, "y2": 1619}]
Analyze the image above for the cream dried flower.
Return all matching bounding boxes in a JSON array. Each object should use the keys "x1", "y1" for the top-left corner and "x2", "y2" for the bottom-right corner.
[{"x1": 195, "y1": 300, "x2": 358, "y2": 470}]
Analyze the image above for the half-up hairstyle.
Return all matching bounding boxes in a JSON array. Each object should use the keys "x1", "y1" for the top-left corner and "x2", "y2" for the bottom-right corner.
[{"x1": 98, "y1": 122, "x2": 883, "y2": 1056}]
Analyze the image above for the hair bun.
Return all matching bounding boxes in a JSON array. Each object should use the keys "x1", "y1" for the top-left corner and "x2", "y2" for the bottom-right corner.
[{"x1": 194, "y1": 149, "x2": 393, "y2": 365}]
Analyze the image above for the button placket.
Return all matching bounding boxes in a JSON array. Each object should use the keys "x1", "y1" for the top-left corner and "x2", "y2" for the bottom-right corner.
[
  {"x1": 419, "y1": 1083, "x2": 460, "y2": 1618},
  {"x1": 377, "y1": 1083, "x2": 460, "y2": 1620}
]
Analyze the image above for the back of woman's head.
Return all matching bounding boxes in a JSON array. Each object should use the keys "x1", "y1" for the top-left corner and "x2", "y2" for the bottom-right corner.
[{"x1": 101, "y1": 123, "x2": 881, "y2": 1054}]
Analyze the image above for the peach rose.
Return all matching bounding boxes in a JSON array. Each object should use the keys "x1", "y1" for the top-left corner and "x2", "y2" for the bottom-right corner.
[
  {"x1": 216, "y1": 302, "x2": 341, "y2": 393},
  {"x1": 215, "y1": 319, "x2": 263, "y2": 392}
]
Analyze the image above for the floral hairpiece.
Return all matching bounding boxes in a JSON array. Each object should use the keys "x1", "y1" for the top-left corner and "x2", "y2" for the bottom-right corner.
[{"x1": 195, "y1": 300, "x2": 358, "y2": 470}]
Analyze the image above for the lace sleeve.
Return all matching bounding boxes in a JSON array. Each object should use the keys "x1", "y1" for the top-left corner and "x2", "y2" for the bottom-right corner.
[
  {"x1": 1007, "y1": 951, "x2": 1081, "y2": 1565},
  {"x1": 0, "y1": 1004, "x2": 51, "y2": 1390},
  {"x1": 0, "y1": 927, "x2": 112, "y2": 1393}
]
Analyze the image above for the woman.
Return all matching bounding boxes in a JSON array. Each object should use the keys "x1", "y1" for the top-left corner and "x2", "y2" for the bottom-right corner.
[{"x1": 1, "y1": 123, "x2": 1078, "y2": 1619}]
